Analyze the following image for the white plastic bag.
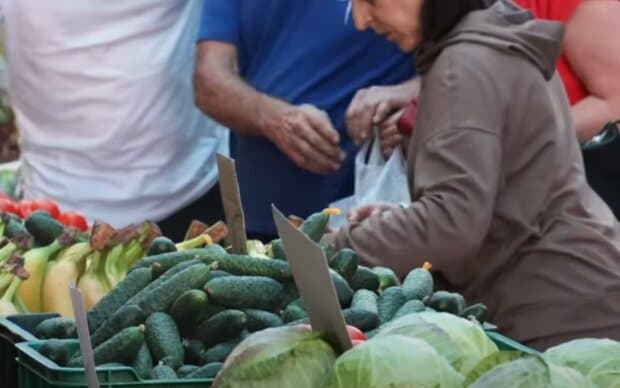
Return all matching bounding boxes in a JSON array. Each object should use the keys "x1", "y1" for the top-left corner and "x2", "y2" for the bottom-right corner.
[{"x1": 329, "y1": 133, "x2": 411, "y2": 228}]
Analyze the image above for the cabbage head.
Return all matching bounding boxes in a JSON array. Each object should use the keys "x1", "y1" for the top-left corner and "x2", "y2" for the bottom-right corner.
[
  {"x1": 327, "y1": 334, "x2": 463, "y2": 388},
  {"x1": 212, "y1": 326, "x2": 336, "y2": 388}
]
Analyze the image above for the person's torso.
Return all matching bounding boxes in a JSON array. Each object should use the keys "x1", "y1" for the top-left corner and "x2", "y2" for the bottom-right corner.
[
  {"x1": 3, "y1": 0, "x2": 228, "y2": 226},
  {"x1": 232, "y1": 0, "x2": 415, "y2": 235}
]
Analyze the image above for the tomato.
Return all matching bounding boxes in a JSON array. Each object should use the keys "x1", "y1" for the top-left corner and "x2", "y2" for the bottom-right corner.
[
  {"x1": 31, "y1": 199, "x2": 60, "y2": 219},
  {"x1": 351, "y1": 339, "x2": 366, "y2": 347},
  {"x1": 58, "y1": 211, "x2": 89, "y2": 232},
  {"x1": 346, "y1": 325, "x2": 366, "y2": 341},
  {"x1": 18, "y1": 200, "x2": 37, "y2": 218},
  {"x1": 0, "y1": 193, "x2": 13, "y2": 201},
  {"x1": 0, "y1": 198, "x2": 21, "y2": 217}
]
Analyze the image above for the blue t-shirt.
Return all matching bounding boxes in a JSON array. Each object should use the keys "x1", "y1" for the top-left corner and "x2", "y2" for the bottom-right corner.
[{"x1": 199, "y1": 0, "x2": 415, "y2": 236}]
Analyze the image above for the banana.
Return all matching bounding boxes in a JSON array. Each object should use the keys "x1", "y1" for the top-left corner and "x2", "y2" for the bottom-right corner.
[
  {"x1": 17, "y1": 241, "x2": 64, "y2": 312},
  {"x1": 78, "y1": 251, "x2": 110, "y2": 310}
]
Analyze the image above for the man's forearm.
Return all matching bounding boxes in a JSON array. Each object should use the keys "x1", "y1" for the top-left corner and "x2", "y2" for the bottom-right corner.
[{"x1": 572, "y1": 96, "x2": 620, "y2": 142}]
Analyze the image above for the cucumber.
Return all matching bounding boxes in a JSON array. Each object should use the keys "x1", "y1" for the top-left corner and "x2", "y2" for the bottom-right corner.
[
  {"x1": 34, "y1": 317, "x2": 77, "y2": 339},
  {"x1": 131, "y1": 343, "x2": 153, "y2": 380},
  {"x1": 205, "y1": 254, "x2": 292, "y2": 282},
  {"x1": 177, "y1": 365, "x2": 200, "y2": 378},
  {"x1": 91, "y1": 304, "x2": 145, "y2": 347},
  {"x1": 299, "y1": 211, "x2": 330, "y2": 242},
  {"x1": 282, "y1": 302, "x2": 308, "y2": 323},
  {"x1": 201, "y1": 337, "x2": 242, "y2": 364},
  {"x1": 194, "y1": 310, "x2": 247, "y2": 347},
  {"x1": 187, "y1": 362, "x2": 223, "y2": 379},
  {"x1": 321, "y1": 243, "x2": 337, "y2": 263},
  {"x1": 393, "y1": 299, "x2": 426, "y2": 320},
  {"x1": 350, "y1": 266, "x2": 380, "y2": 292},
  {"x1": 205, "y1": 270, "x2": 232, "y2": 282},
  {"x1": 39, "y1": 339, "x2": 70, "y2": 366},
  {"x1": 270, "y1": 238, "x2": 287, "y2": 260},
  {"x1": 427, "y1": 291, "x2": 466, "y2": 315},
  {"x1": 71, "y1": 325, "x2": 145, "y2": 366},
  {"x1": 24, "y1": 211, "x2": 64, "y2": 245},
  {"x1": 329, "y1": 249, "x2": 358, "y2": 281},
  {"x1": 280, "y1": 282, "x2": 300, "y2": 308},
  {"x1": 377, "y1": 286, "x2": 406, "y2": 323},
  {"x1": 150, "y1": 362, "x2": 178, "y2": 380},
  {"x1": 88, "y1": 267, "x2": 152, "y2": 331},
  {"x1": 372, "y1": 267, "x2": 400, "y2": 290},
  {"x1": 169, "y1": 289, "x2": 209, "y2": 336},
  {"x1": 4, "y1": 218, "x2": 29, "y2": 239},
  {"x1": 183, "y1": 339, "x2": 206, "y2": 365},
  {"x1": 205, "y1": 276, "x2": 284, "y2": 311},
  {"x1": 402, "y1": 266, "x2": 434, "y2": 301},
  {"x1": 351, "y1": 289, "x2": 379, "y2": 316},
  {"x1": 331, "y1": 270, "x2": 354, "y2": 307},
  {"x1": 130, "y1": 245, "x2": 225, "y2": 276},
  {"x1": 343, "y1": 308, "x2": 380, "y2": 332},
  {"x1": 243, "y1": 309, "x2": 284, "y2": 332},
  {"x1": 461, "y1": 303, "x2": 488, "y2": 323},
  {"x1": 147, "y1": 236, "x2": 177, "y2": 256},
  {"x1": 145, "y1": 313, "x2": 184, "y2": 369},
  {"x1": 137, "y1": 263, "x2": 211, "y2": 315}
]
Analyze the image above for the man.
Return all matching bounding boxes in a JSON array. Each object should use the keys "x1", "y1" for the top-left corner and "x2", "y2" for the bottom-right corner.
[
  {"x1": 2, "y1": 0, "x2": 228, "y2": 241},
  {"x1": 195, "y1": 0, "x2": 416, "y2": 241}
]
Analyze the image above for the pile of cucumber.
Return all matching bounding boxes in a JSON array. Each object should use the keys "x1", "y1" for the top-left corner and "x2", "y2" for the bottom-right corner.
[{"x1": 32, "y1": 209, "x2": 488, "y2": 382}]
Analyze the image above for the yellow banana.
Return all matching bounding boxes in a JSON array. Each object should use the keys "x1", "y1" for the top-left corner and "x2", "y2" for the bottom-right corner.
[
  {"x1": 17, "y1": 241, "x2": 63, "y2": 312},
  {"x1": 42, "y1": 242, "x2": 92, "y2": 317},
  {"x1": 78, "y1": 251, "x2": 110, "y2": 310}
]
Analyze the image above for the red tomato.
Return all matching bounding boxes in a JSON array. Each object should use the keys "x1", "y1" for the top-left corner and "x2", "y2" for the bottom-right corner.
[
  {"x1": 0, "y1": 198, "x2": 21, "y2": 217},
  {"x1": 351, "y1": 339, "x2": 366, "y2": 347},
  {"x1": 31, "y1": 199, "x2": 60, "y2": 219},
  {"x1": 0, "y1": 193, "x2": 13, "y2": 201},
  {"x1": 58, "y1": 211, "x2": 89, "y2": 232},
  {"x1": 346, "y1": 325, "x2": 366, "y2": 341},
  {"x1": 18, "y1": 200, "x2": 37, "y2": 218}
]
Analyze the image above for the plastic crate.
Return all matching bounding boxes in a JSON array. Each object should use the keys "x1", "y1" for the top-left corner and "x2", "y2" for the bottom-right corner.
[
  {"x1": 16, "y1": 341, "x2": 214, "y2": 388},
  {"x1": 1, "y1": 313, "x2": 59, "y2": 388},
  {"x1": 486, "y1": 330, "x2": 539, "y2": 355}
]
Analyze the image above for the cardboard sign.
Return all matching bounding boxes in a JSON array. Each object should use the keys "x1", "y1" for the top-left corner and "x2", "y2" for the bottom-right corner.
[
  {"x1": 217, "y1": 154, "x2": 248, "y2": 254},
  {"x1": 70, "y1": 285, "x2": 100, "y2": 388},
  {"x1": 272, "y1": 205, "x2": 352, "y2": 353}
]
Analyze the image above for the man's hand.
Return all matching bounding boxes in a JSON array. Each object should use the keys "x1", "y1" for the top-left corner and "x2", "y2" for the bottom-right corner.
[
  {"x1": 348, "y1": 202, "x2": 399, "y2": 226},
  {"x1": 264, "y1": 104, "x2": 345, "y2": 175}
]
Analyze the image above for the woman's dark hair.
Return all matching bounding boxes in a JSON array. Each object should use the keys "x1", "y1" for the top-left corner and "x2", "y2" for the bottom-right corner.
[{"x1": 421, "y1": 0, "x2": 493, "y2": 42}]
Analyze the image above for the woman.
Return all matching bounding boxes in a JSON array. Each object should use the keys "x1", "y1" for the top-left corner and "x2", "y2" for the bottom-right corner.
[{"x1": 328, "y1": 0, "x2": 620, "y2": 349}]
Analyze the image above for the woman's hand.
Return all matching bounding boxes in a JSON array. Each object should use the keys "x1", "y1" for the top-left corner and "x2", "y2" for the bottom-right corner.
[
  {"x1": 347, "y1": 202, "x2": 399, "y2": 226},
  {"x1": 379, "y1": 109, "x2": 410, "y2": 158}
]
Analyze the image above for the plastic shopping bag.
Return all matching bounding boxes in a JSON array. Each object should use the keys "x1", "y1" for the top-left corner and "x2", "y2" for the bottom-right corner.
[{"x1": 329, "y1": 132, "x2": 411, "y2": 228}]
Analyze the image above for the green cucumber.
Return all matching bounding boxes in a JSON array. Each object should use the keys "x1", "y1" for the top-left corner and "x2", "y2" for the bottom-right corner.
[
  {"x1": 427, "y1": 291, "x2": 466, "y2": 315},
  {"x1": 331, "y1": 270, "x2": 354, "y2": 307},
  {"x1": 34, "y1": 317, "x2": 77, "y2": 339},
  {"x1": 243, "y1": 309, "x2": 284, "y2": 332},
  {"x1": 281, "y1": 282, "x2": 300, "y2": 308},
  {"x1": 282, "y1": 302, "x2": 308, "y2": 323},
  {"x1": 270, "y1": 239, "x2": 287, "y2": 260},
  {"x1": 299, "y1": 211, "x2": 330, "y2": 242},
  {"x1": 88, "y1": 267, "x2": 152, "y2": 331},
  {"x1": 201, "y1": 337, "x2": 243, "y2": 364},
  {"x1": 393, "y1": 299, "x2": 426, "y2": 320},
  {"x1": 147, "y1": 236, "x2": 177, "y2": 256},
  {"x1": 343, "y1": 308, "x2": 380, "y2": 332},
  {"x1": 39, "y1": 339, "x2": 70, "y2": 366},
  {"x1": 24, "y1": 211, "x2": 64, "y2": 246},
  {"x1": 372, "y1": 267, "x2": 400, "y2": 290},
  {"x1": 402, "y1": 265, "x2": 434, "y2": 301},
  {"x1": 377, "y1": 286, "x2": 406, "y2": 324},
  {"x1": 329, "y1": 249, "x2": 359, "y2": 281},
  {"x1": 205, "y1": 254, "x2": 292, "y2": 282},
  {"x1": 71, "y1": 325, "x2": 145, "y2": 366},
  {"x1": 205, "y1": 270, "x2": 232, "y2": 282},
  {"x1": 187, "y1": 362, "x2": 223, "y2": 379},
  {"x1": 183, "y1": 339, "x2": 206, "y2": 365},
  {"x1": 194, "y1": 310, "x2": 247, "y2": 347},
  {"x1": 205, "y1": 276, "x2": 284, "y2": 311},
  {"x1": 350, "y1": 266, "x2": 380, "y2": 292},
  {"x1": 91, "y1": 304, "x2": 145, "y2": 347},
  {"x1": 351, "y1": 289, "x2": 379, "y2": 316},
  {"x1": 131, "y1": 343, "x2": 153, "y2": 380},
  {"x1": 145, "y1": 313, "x2": 184, "y2": 369},
  {"x1": 177, "y1": 365, "x2": 200, "y2": 378},
  {"x1": 130, "y1": 245, "x2": 225, "y2": 276},
  {"x1": 321, "y1": 243, "x2": 337, "y2": 263},
  {"x1": 461, "y1": 303, "x2": 488, "y2": 323},
  {"x1": 150, "y1": 362, "x2": 177, "y2": 380},
  {"x1": 169, "y1": 289, "x2": 209, "y2": 336},
  {"x1": 4, "y1": 218, "x2": 29, "y2": 239}
]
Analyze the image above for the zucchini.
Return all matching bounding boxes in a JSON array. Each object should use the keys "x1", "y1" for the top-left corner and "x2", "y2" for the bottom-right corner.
[
  {"x1": 205, "y1": 276, "x2": 284, "y2": 311},
  {"x1": 88, "y1": 267, "x2": 152, "y2": 331},
  {"x1": 350, "y1": 266, "x2": 380, "y2": 292},
  {"x1": 145, "y1": 313, "x2": 184, "y2": 369},
  {"x1": 177, "y1": 365, "x2": 200, "y2": 378},
  {"x1": 131, "y1": 343, "x2": 153, "y2": 380},
  {"x1": 150, "y1": 362, "x2": 178, "y2": 380},
  {"x1": 91, "y1": 304, "x2": 145, "y2": 347},
  {"x1": 39, "y1": 339, "x2": 70, "y2": 367},
  {"x1": 393, "y1": 299, "x2": 426, "y2": 320},
  {"x1": 329, "y1": 249, "x2": 358, "y2": 281},
  {"x1": 147, "y1": 236, "x2": 177, "y2": 256},
  {"x1": 331, "y1": 270, "x2": 354, "y2": 308},
  {"x1": 34, "y1": 317, "x2": 77, "y2": 339},
  {"x1": 377, "y1": 286, "x2": 406, "y2": 324},
  {"x1": 402, "y1": 263, "x2": 434, "y2": 301},
  {"x1": 243, "y1": 309, "x2": 284, "y2": 332},
  {"x1": 372, "y1": 267, "x2": 400, "y2": 290},
  {"x1": 194, "y1": 310, "x2": 247, "y2": 347},
  {"x1": 461, "y1": 303, "x2": 488, "y2": 323},
  {"x1": 342, "y1": 308, "x2": 380, "y2": 332},
  {"x1": 205, "y1": 254, "x2": 292, "y2": 282},
  {"x1": 427, "y1": 291, "x2": 466, "y2": 315},
  {"x1": 187, "y1": 362, "x2": 223, "y2": 379},
  {"x1": 24, "y1": 211, "x2": 64, "y2": 246},
  {"x1": 183, "y1": 339, "x2": 206, "y2": 365},
  {"x1": 169, "y1": 289, "x2": 209, "y2": 336}
]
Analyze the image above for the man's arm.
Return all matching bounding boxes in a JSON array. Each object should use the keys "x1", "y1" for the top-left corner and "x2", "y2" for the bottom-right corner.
[
  {"x1": 564, "y1": 1, "x2": 620, "y2": 141},
  {"x1": 194, "y1": 41, "x2": 344, "y2": 174}
]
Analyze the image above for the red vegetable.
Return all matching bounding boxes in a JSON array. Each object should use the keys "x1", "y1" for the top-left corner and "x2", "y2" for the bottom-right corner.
[
  {"x1": 0, "y1": 198, "x2": 21, "y2": 217},
  {"x1": 345, "y1": 325, "x2": 367, "y2": 341},
  {"x1": 58, "y1": 211, "x2": 89, "y2": 232},
  {"x1": 18, "y1": 200, "x2": 36, "y2": 218},
  {"x1": 351, "y1": 339, "x2": 366, "y2": 347},
  {"x1": 31, "y1": 199, "x2": 60, "y2": 219}
]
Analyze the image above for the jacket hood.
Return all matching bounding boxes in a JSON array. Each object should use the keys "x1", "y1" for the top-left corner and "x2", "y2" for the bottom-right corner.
[{"x1": 415, "y1": 0, "x2": 564, "y2": 80}]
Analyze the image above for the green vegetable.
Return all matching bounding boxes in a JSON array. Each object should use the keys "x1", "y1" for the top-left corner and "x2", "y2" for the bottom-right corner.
[
  {"x1": 377, "y1": 286, "x2": 406, "y2": 324},
  {"x1": 34, "y1": 317, "x2": 77, "y2": 339},
  {"x1": 205, "y1": 270, "x2": 232, "y2": 282},
  {"x1": 183, "y1": 339, "x2": 205, "y2": 366},
  {"x1": 202, "y1": 336, "x2": 244, "y2": 364},
  {"x1": 402, "y1": 263, "x2": 434, "y2": 301},
  {"x1": 150, "y1": 362, "x2": 178, "y2": 380},
  {"x1": 91, "y1": 304, "x2": 146, "y2": 347},
  {"x1": 392, "y1": 299, "x2": 425, "y2": 320},
  {"x1": 4, "y1": 218, "x2": 30, "y2": 240},
  {"x1": 206, "y1": 254, "x2": 292, "y2": 282},
  {"x1": 131, "y1": 343, "x2": 154, "y2": 380},
  {"x1": 169, "y1": 289, "x2": 209, "y2": 335},
  {"x1": 462, "y1": 303, "x2": 488, "y2": 323},
  {"x1": 326, "y1": 335, "x2": 463, "y2": 388},
  {"x1": 39, "y1": 339, "x2": 70, "y2": 366},
  {"x1": 427, "y1": 291, "x2": 466, "y2": 315},
  {"x1": 343, "y1": 308, "x2": 380, "y2": 332},
  {"x1": 349, "y1": 266, "x2": 380, "y2": 292},
  {"x1": 71, "y1": 325, "x2": 145, "y2": 366},
  {"x1": 188, "y1": 362, "x2": 224, "y2": 379},
  {"x1": 269, "y1": 239, "x2": 287, "y2": 260},
  {"x1": 331, "y1": 270, "x2": 354, "y2": 308},
  {"x1": 147, "y1": 236, "x2": 177, "y2": 256},
  {"x1": 350, "y1": 289, "x2": 379, "y2": 316},
  {"x1": 371, "y1": 267, "x2": 400, "y2": 290},
  {"x1": 243, "y1": 309, "x2": 284, "y2": 332},
  {"x1": 299, "y1": 210, "x2": 334, "y2": 242},
  {"x1": 328, "y1": 249, "x2": 358, "y2": 281},
  {"x1": 130, "y1": 245, "x2": 224, "y2": 276},
  {"x1": 282, "y1": 301, "x2": 308, "y2": 323},
  {"x1": 177, "y1": 364, "x2": 200, "y2": 378},
  {"x1": 213, "y1": 326, "x2": 336, "y2": 388},
  {"x1": 194, "y1": 309, "x2": 247, "y2": 347},
  {"x1": 205, "y1": 276, "x2": 284, "y2": 311},
  {"x1": 24, "y1": 211, "x2": 65, "y2": 246},
  {"x1": 280, "y1": 282, "x2": 300, "y2": 308},
  {"x1": 145, "y1": 312, "x2": 184, "y2": 369},
  {"x1": 88, "y1": 267, "x2": 152, "y2": 331}
]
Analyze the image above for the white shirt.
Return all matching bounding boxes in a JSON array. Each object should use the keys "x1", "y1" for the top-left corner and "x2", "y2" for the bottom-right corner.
[{"x1": 2, "y1": 0, "x2": 228, "y2": 227}]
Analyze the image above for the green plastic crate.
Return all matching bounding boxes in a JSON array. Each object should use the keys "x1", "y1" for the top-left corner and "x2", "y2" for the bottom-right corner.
[
  {"x1": 1, "y1": 313, "x2": 60, "y2": 388},
  {"x1": 486, "y1": 330, "x2": 539, "y2": 355},
  {"x1": 16, "y1": 340, "x2": 214, "y2": 388}
]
